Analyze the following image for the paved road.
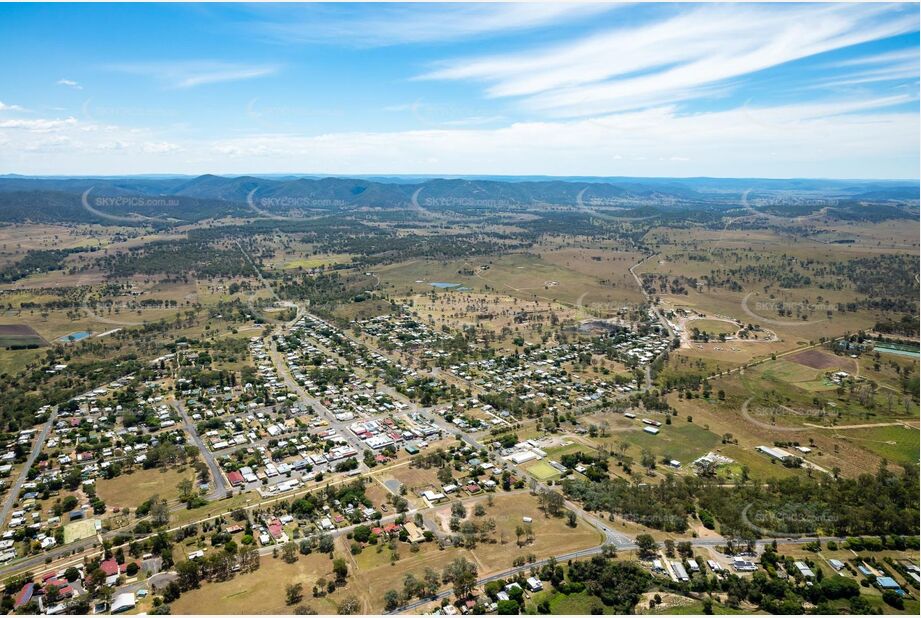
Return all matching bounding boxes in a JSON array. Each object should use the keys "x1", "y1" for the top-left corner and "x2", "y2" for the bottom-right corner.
[
  {"x1": 629, "y1": 253, "x2": 674, "y2": 339},
  {"x1": 171, "y1": 400, "x2": 229, "y2": 500},
  {"x1": 0, "y1": 407, "x2": 58, "y2": 527},
  {"x1": 387, "y1": 534, "x2": 847, "y2": 614},
  {"x1": 267, "y1": 333, "x2": 371, "y2": 458},
  {"x1": 417, "y1": 405, "x2": 627, "y2": 547}
]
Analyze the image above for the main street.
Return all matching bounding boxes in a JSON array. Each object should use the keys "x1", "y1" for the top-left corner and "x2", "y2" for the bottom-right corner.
[
  {"x1": 0, "y1": 407, "x2": 58, "y2": 527},
  {"x1": 266, "y1": 330, "x2": 371, "y2": 460},
  {"x1": 170, "y1": 400, "x2": 230, "y2": 500}
]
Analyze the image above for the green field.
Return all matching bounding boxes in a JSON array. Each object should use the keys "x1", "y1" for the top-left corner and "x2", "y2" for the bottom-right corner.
[
  {"x1": 526, "y1": 460, "x2": 560, "y2": 481},
  {"x1": 758, "y1": 359, "x2": 821, "y2": 384},
  {"x1": 832, "y1": 425, "x2": 920, "y2": 466},
  {"x1": 687, "y1": 318, "x2": 737, "y2": 336},
  {"x1": 617, "y1": 423, "x2": 721, "y2": 466},
  {"x1": 528, "y1": 589, "x2": 613, "y2": 614}
]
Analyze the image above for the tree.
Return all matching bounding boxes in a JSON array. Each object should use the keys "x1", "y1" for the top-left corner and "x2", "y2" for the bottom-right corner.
[
  {"x1": 294, "y1": 605, "x2": 318, "y2": 615},
  {"x1": 337, "y1": 596, "x2": 361, "y2": 615},
  {"x1": 175, "y1": 560, "x2": 201, "y2": 590},
  {"x1": 177, "y1": 478, "x2": 194, "y2": 501},
  {"x1": 332, "y1": 557, "x2": 349, "y2": 582},
  {"x1": 318, "y1": 534, "x2": 334, "y2": 554},
  {"x1": 353, "y1": 525, "x2": 372, "y2": 543},
  {"x1": 384, "y1": 590, "x2": 402, "y2": 611},
  {"x1": 636, "y1": 534, "x2": 658, "y2": 559},
  {"x1": 497, "y1": 599, "x2": 519, "y2": 614},
  {"x1": 539, "y1": 490, "x2": 565, "y2": 517},
  {"x1": 423, "y1": 567, "x2": 441, "y2": 596},
  {"x1": 566, "y1": 510, "x2": 577, "y2": 528},
  {"x1": 282, "y1": 541, "x2": 298, "y2": 564},
  {"x1": 403, "y1": 573, "x2": 421, "y2": 599},
  {"x1": 286, "y1": 583, "x2": 303, "y2": 606},
  {"x1": 150, "y1": 497, "x2": 170, "y2": 527},
  {"x1": 882, "y1": 590, "x2": 904, "y2": 610},
  {"x1": 442, "y1": 557, "x2": 478, "y2": 600}
]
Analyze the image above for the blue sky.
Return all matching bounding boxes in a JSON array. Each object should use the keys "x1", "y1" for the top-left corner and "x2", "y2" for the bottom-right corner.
[{"x1": 0, "y1": 2, "x2": 918, "y2": 178}]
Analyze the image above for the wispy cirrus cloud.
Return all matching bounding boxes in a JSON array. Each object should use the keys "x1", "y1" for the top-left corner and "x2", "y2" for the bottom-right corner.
[
  {"x1": 242, "y1": 2, "x2": 617, "y2": 47},
  {"x1": 0, "y1": 101, "x2": 26, "y2": 112},
  {"x1": 105, "y1": 61, "x2": 280, "y2": 88},
  {"x1": 56, "y1": 78, "x2": 82, "y2": 90},
  {"x1": 419, "y1": 3, "x2": 918, "y2": 117},
  {"x1": 818, "y1": 46, "x2": 920, "y2": 87}
]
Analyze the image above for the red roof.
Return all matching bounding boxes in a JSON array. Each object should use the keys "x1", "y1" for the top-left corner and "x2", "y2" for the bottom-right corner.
[
  {"x1": 227, "y1": 471, "x2": 245, "y2": 486},
  {"x1": 100, "y1": 558, "x2": 122, "y2": 577},
  {"x1": 14, "y1": 583, "x2": 34, "y2": 608},
  {"x1": 268, "y1": 521, "x2": 284, "y2": 539}
]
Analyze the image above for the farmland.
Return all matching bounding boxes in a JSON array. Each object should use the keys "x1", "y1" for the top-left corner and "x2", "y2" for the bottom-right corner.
[{"x1": 0, "y1": 173, "x2": 916, "y2": 618}]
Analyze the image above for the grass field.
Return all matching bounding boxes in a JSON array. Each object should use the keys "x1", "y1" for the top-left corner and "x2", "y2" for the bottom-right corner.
[
  {"x1": 463, "y1": 493, "x2": 603, "y2": 573},
  {"x1": 686, "y1": 318, "x2": 737, "y2": 336},
  {"x1": 96, "y1": 466, "x2": 195, "y2": 509},
  {"x1": 831, "y1": 425, "x2": 920, "y2": 466},
  {"x1": 528, "y1": 589, "x2": 613, "y2": 614},
  {"x1": 609, "y1": 423, "x2": 721, "y2": 467},
  {"x1": 279, "y1": 254, "x2": 353, "y2": 270},
  {"x1": 525, "y1": 461, "x2": 560, "y2": 481},
  {"x1": 170, "y1": 552, "x2": 342, "y2": 614}
]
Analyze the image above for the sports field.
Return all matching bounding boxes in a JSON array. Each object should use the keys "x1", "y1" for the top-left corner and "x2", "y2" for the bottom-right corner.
[
  {"x1": 63, "y1": 518, "x2": 97, "y2": 543},
  {"x1": 526, "y1": 460, "x2": 560, "y2": 481}
]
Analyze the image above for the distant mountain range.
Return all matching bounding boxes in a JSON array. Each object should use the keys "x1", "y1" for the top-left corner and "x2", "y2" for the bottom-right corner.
[{"x1": 0, "y1": 174, "x2": 916, "y2": 225}]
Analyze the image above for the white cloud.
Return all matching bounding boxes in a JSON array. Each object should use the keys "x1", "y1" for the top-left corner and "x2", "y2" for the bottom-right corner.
[
  {"x1": 420, "y1": 3, "x2": 918, "y2": 116},
  {"x1": 246, "y1": 3, "x2": 616, "y2": 47},
  {"x1": 4, "y1": 97, "x2": 915, "y2": 178},
  {"x1": 106, "y1": 61, "x2": 280, "y2": 88},
  {"x1": 0, "y1": 101, "x2": 26, "y2": 112},
  {"x1": 56, "y1": 79, "x2": 83, "y2": 90},
  {"x1": 0, "y1": 117, "x2": 77, "y2": 131}
]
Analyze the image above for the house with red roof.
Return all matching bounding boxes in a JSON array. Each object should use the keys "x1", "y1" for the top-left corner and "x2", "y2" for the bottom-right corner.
[
  {"x1": 267, "y1": 519, "x2": 287, "y2": 543},
  {"x1": 226, "y1": 470, "x2": 245, "y2": 486},
  {"x1": 14, "y1": 583, "x2": 34, "y2": 609},
  {"x1": 42, "y1": 577, "x2": 74, "y2": 598},
  {"x1": 100, "y1": 558, "x2": 125, "y2": 585}
]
